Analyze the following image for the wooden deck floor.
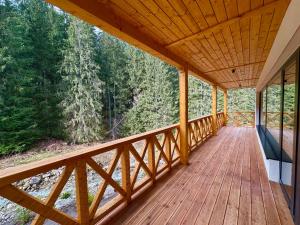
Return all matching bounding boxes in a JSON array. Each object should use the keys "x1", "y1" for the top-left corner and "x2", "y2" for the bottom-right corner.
[{"x1": 103, "y1": 127, "x2": 294, "y2": 225}]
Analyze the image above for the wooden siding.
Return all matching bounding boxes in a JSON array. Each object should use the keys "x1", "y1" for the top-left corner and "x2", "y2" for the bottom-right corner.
[
  {"x1": 103, "y1": 127, "x2": 294, "y2": 225},
  {"x1": 47, "y1": 0, "x2": 290, "y2": 89}
]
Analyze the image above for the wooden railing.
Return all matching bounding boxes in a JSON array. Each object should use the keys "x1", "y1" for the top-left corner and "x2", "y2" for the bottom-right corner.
[
  {"x1": 217, "y1": 112, "x2": 225, "y2": 130},
  {"x1": 227, "y1": 111, "x2": 255, "y2": 127},
  {"x1": 0, "y1": 113, "x2": 224, "y2": 225},
  {"x1": 265, "y1": 112, "x2": 294, "y2": 129}
]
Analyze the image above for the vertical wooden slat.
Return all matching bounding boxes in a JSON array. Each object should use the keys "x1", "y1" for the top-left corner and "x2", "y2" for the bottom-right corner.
[
  {"x1": 212, "y1": 85, "x2": 218, "y2": 135},
  {"x1": 224, "y1": 89, "x2": 228, "y2": 126},
  {"x1": 121, "y1": 146, "x2": 131, "y2": 204},
  {"x1": 75, "y1": 161, "x2": 89, "y2": 225},
  {"x1": 165, "y1": 132, "x2": 172, "y2": 171},
  {"x1": 179, "y1": 67, "x2": 189, "y2": 165},
  {"x1": 148, "y1": 137, "x2": 156, "y2": 182}
]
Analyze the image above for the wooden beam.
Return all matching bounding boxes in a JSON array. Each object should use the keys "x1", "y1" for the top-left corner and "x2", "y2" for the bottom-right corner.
[
  {"x1": 224, "y1": 90, "x2": 228, "y2": 126},
  {"x1": 179, "y1": 67, "x2": 189, "y2": 165},
  {"x1": 212, "y1": 85, "x2": 217, "y2": 135},
  {"x1": 219, "y1": 78, "x2": 259, "y2": 84},
  {"x1": 46, "y1": 0, "x2": 221, "y2": 87},
  {"x1": 165, "y1": 0, "x2": 284, "y2": 48},
  {"x1": 204, "y1": 61, "x2": 266, "y2": 73}
]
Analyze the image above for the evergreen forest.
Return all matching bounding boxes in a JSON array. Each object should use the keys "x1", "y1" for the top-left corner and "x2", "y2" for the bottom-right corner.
[{"x1": 0, "y1": 0, "x2": 255, "y2": 156}]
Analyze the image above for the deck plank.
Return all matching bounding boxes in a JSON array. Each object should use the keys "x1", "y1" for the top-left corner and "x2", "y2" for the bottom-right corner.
[
  {"x1": 102, "y1": 127, "x2": 293, "y2": 225},
  {"x1": 270, "y1": 181, "x2": 294, "y2": 225}
]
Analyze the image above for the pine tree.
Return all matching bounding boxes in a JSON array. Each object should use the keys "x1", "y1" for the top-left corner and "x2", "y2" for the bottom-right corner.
[
  {"x1": 20, "y1": 0, "x2": 66, "y2": 139},
  {"x1": 97, "y1": 33, "x2": 132, "y2": 139},
  {"x1": 60, "y1": 17, "x2": 104, "y2": 143},
  {"x1": 123, "y1": 49, "x2": 178, "y2": 135},
  {"x1": 188, "y1": 76, "x2": 212, "y2": 119},
  {"x1": 0, "y1": 1, "x2": 39, "y2": 155}
]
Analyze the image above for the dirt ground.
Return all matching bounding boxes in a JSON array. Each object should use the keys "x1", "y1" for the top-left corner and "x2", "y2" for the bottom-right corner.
[{"x1": 0, "y1": 139, "x2": 112, "y2": 169}]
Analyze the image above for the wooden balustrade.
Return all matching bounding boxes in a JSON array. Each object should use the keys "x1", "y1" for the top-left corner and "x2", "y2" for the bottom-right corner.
[
  {"x1": 0, "y1": 114, "x2": 225, "y2": 225},
  {"x1": 265, "y1": 112, "x2": 294, "y2": 128},
  {"x1": 227, "y1": 111, "x2": 255, "y2": 127},
  {"x1": 227, "y1": 111, "x2": 295, "y2": 128},
  {"x1": 217, "y1": 112, "x2": 225, "y2": 130}
]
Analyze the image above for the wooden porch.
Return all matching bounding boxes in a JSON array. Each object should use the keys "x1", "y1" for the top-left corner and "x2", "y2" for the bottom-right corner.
[{"x1": 105, "y1": 126, "x2": 293, "y2": 225}]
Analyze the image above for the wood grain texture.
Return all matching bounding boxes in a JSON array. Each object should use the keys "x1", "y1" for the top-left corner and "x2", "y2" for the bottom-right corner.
[{"x1": 106, "y1": 127, "x2": 294, "y2": 225}]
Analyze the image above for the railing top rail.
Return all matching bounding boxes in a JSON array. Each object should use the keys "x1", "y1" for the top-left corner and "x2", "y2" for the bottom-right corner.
[
  {"x1": 188, "y1": 114, "x2": 213, "y2": 123},
  {"x1": 0, "y1": 115, "x2": 212, "y2": 186},
  {"x1": 227, "y1": 111, "x2": 255, "y2": 113}
]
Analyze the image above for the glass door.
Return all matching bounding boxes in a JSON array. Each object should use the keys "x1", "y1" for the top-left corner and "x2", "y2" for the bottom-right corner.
[{"x1": 280, "y1": 57, "x2": 297, "y2": 211}]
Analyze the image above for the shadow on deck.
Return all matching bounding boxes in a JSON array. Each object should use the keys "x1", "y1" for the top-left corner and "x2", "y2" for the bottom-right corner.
[{"x1": 102, "y1": 127, "x2": 294, "y2": 225}]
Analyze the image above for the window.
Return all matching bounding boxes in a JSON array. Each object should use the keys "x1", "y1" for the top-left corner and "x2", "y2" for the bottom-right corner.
[
  {"x1": 261, "y1": 88, "x2": 266, "y2": 130},
  {"x1": 266, "y1": 72, "x2": 282, "y2": 144},
  {"x1": 281, "y1": 58, "x2": 297, "y2": 201}
]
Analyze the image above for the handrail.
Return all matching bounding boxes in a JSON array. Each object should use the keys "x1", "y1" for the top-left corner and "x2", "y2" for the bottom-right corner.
[{"x1": 0, "y1": 113, "x2": 225, "y2": 225}]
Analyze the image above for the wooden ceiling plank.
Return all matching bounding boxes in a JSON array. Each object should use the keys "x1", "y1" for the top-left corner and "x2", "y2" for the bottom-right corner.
[
  {"x1": 189, "y1": 39, "x2": 215, "y2": 71},
  {"x1": 165, "y1": 0, "x2": 282, "y2": 48},
  {"x1": 204, "y1": 31, "x2": 229, "y2": 68},
  {"x1": 209, "y1": 0, "x2": 228, "y2": 23},
  {"x1": 251, "y1": 0, "x2": 264, "y2": 10},
  {"x1": 260, "y1": 4, "x2": 289, "y2": 61},
  {"x1": 249, "y1": 14, "x2": 262, "y2": 85},
  {"x1": 195, "y1": 0, "x2": 219, "y2": 26},
  {"x1": 167, "y1": 0, "x2": 201, "y2": 34},
  {"x1": 221, "y1": 26, "x2": 239, "y2": 68},
  {"x1": 230, "y1": 21, "x2": 245, "y2": 79},
  {"x1": 224, "y1": 0, "x2": 239, "y2": 19},
  {"x1": 139, "y1": 0, "x2": 185, "y2": 39},
  {"x1": 109, "y1": 1, "x2": 170, "y2": 44},
  {"x1": 255, "y1": 7, "x2": 275, "y2": 63},
  {"x1": 240, "y1": 17, "x2": 251, "y2": 86},
  {"x1": 213, "y1": 31, "x2": 234, "y2": 67},
  {"x1": 191, "y1": 38, "x2": 217, "y2": 70},
  {"x1": 153, "y1": 0, "x2": 193, "y2": 36},
  {"x1": 123, "y1": 0, "x2": 180, "y2": 41},
  {"x1": 182, "y1": 0, "x2": 209, "y2": 30},
  {"x1": 237, "y1": 0, "x2": 251, "y2": 15},
  {"x1": 196, "y1": 34, "x2": 224, "y2": 69}
]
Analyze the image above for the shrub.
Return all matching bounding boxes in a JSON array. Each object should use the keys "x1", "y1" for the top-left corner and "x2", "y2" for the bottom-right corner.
[
  {"x1": 88, "y1": 192, "x2": 94, "y2": 206},
  {"x1": 60, "y1": 191, "x2": 71, "y2": 199},
  {"x1": 16, "y1": 207, "x2": 31, "y2": 225}
]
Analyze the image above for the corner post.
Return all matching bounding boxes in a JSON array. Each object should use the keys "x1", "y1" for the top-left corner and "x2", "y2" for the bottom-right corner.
[
  {"x1": 212, "y1": 85, "x2": 217, "y2": 135},
  {"x1": 179, "y1": 66, "x2": 189, "y2": 165},
  {"x1": 224, "y1": 89, "x2": 228, "y2": 126}
]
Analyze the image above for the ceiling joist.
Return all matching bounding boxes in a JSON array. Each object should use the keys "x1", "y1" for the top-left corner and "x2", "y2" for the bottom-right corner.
[{"x1": 204, "y1": 61, "x2": 266, "y2": 73}]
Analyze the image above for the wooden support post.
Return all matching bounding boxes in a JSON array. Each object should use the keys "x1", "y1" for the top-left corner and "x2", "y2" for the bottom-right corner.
[
  {"x1": 224, "y1": 89, "x2": 228, "y2": 126},
  {"x1": 212, "y1": 85, "x2": 217, "y2": 135},
  {"x1": 75, "y1": 161, "x2": 89, "y2": 225},
  {"x1": 121, "y1": 146, "x2": 131, "y2": 204},
  {"x1": 179, "y1": 67, "x2": 189, "y2": 165}
]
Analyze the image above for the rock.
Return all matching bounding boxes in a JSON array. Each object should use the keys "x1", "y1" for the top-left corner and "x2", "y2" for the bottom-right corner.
[
  {"x1": 30, "y1": 176, "x2": 42, "y2": 185},
  {"x1": 23, "y1": 183, "x2": 30, "y2": 190}
]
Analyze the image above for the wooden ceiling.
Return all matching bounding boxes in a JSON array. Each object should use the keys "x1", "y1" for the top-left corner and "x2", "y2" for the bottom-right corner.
[{"x1": 48, "y1": 0, "x2": 290, "y2": 89}]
